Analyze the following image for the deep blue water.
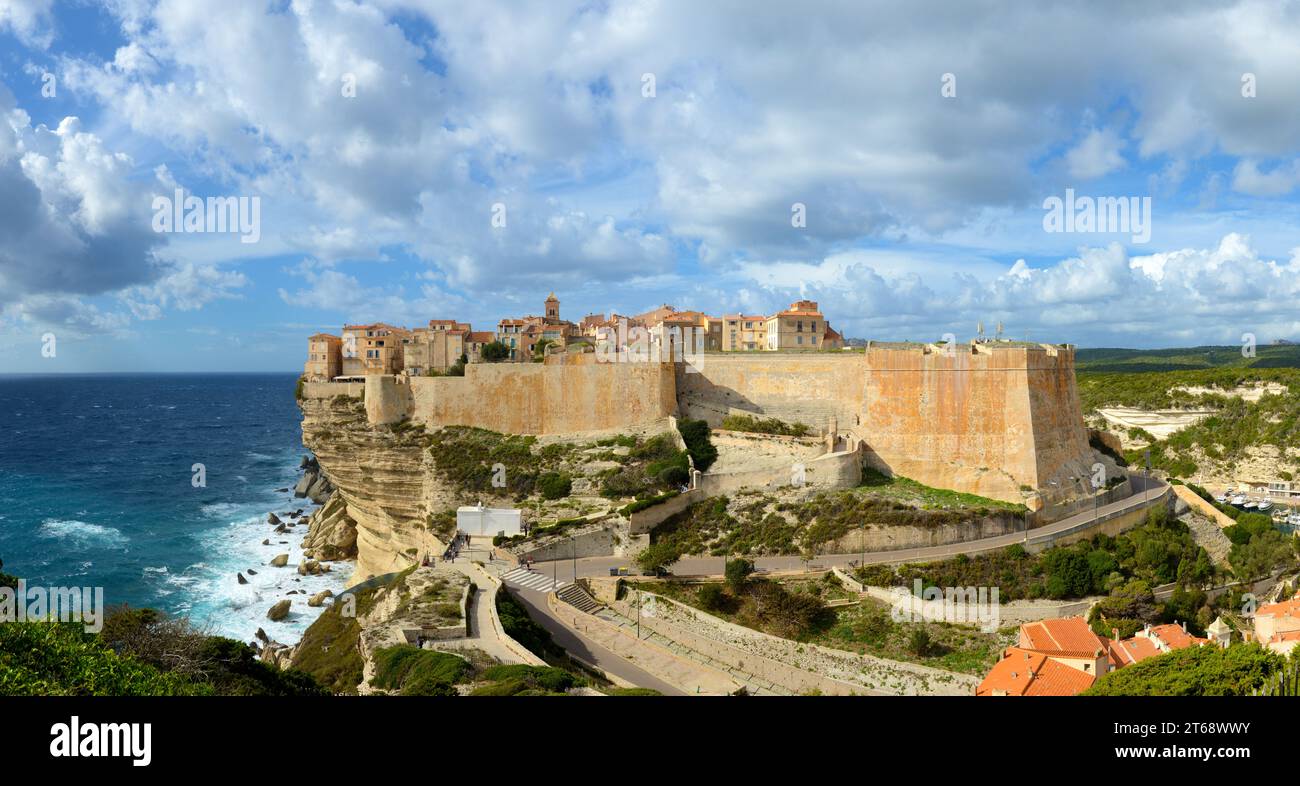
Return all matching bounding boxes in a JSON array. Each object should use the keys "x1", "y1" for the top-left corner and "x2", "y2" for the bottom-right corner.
[{"x1": 0, "y1": 373, "x2": 350, "y2": 642}]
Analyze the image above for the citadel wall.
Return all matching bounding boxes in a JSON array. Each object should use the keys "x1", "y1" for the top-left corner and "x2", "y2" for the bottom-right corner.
[{"x1": 302, "y1": 342, "x2": 1094, "y2": 504}]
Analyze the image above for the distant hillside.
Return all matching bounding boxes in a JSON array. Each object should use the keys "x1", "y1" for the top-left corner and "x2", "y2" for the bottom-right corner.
[
  {"x1": 1076, "y1": 344, "x2": 1300, "y2": 374},
  {"x1": 1075, "y1": 346, "x2": 1300, "y2": 480}
]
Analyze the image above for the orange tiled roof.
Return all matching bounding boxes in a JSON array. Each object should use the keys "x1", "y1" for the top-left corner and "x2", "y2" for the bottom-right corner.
[
  {"x1": 1256, "y1": 599, "x2": 1300, "y2": 620},
  {"x1": 1019, "y1": 617, "x2": 1108, "y2": 657},
  {"x1": 976, "y1": 648, "x2": 1096, "y2": 697},
  {"x1": 1109, "y1": 636, "x2": 1161, "y2": 667},
  {"x1": 468, "y1": 331, "x2": 495, "y2": 343},
  {"x1": 1146, "y1": 624, "x2": 1208, "y2": 651}
]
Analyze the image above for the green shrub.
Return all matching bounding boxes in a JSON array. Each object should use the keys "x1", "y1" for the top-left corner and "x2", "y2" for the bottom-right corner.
[
  {"x1": 538, "y1": 472, "x2": 572, "y2": 500},
  {"x1": 370, "y1": 646, "x2": 468, "y2": 696},
  {"x1": 677, "y1": 418, "x2": 717, "y2": 471},
  {"x1": 720, "y1": 413, "x2": 811, "y2": 437}
]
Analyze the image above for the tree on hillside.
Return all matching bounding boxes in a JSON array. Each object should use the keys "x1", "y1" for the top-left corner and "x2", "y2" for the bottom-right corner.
[
  {"x1": 1083, "y1": 643, "x2": 1283, "y2": 696},
  {"x1": 636, "y1": 542, "x2": 680, "y2": 576},
  {"x1": 480, "y1": 341, "x2": 511, "y2": 362}
]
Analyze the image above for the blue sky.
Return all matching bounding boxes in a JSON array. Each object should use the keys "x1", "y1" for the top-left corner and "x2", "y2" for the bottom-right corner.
[{"x1": 2, "y1": 0, "x2": 1299, "y2": 372}]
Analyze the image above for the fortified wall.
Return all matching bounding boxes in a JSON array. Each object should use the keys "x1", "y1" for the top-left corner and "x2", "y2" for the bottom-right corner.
[
  {"x1": 362, "y1": 351, "x2": 676, "y2": 435},
  {"x1": 301, "y1": 341, "x2": 1096, "y2": 505},
  {"x1": 856, "y1": 342, "x2": 1095, "y2": 504}
]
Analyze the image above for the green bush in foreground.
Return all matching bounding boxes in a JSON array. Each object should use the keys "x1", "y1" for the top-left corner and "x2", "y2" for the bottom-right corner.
[
  {"x1": 1083, "y1": 643, "x2": 1283, "y2": 696},
  {"x1": 370, "y1": 646, "x2": 469, "y2": 696},
  {"x1": 0, "y1": 621, "x2": 205, "y2": 696}
]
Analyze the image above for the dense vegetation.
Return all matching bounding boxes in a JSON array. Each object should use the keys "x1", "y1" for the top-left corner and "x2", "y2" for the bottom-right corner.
[
  {"x1": 855, "y1": 507, "x2": 1237, "y2": 636},
  {"x1": 370, "y1": 646, "x2": 470, "y2": 696},
  {"x1": 646, "y1": 471, "x2": 1027, "y2": 561},
  {"x1": 1083, "y1": 643, "x2": 1285, "y2": 696},
  {"x1": 427, "y1": 427, "x2": 550, "y2": 500},
  {"x1": 0, "y1": 604, "x2": 325, "y2": 696},
  {"x1": 292, "y1": 569, "x2": 411, "y2": 693},
  {"x1": 598, "y1": 432, "x2": 692, "y2": 498},
  {"x1": 1074, "y1": 347, "x2": 1300, "y2": 476}
]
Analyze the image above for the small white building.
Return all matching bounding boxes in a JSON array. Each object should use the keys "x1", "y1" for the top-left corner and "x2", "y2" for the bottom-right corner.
[{"x1": 456, "y1": 505, "x2": 523, "y2": 538}]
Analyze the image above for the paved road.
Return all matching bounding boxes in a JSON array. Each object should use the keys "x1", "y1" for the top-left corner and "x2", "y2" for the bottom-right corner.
[
  {"x1": 531, "y1": 475, "x2": 1168, "y2": 585},
  {"x1": 502, "y1": 580, "x2": 686, "y2": 696},
  {"x1": 494, "y1": 476, "x2": 1166, "y2": 694}
]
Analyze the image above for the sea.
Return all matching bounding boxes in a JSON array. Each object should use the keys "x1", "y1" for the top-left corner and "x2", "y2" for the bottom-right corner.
[{"x1": 0, "y1": 373, "x2": 351, "y2": 645}]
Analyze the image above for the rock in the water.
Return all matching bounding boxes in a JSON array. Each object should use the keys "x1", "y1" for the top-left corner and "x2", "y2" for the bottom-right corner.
[
  {"x1": 247, "y1": 568, "x2": 258, "y2": 575},
  {"x1": 293, "y1": 471, "x2": 314, "y2": 498},
  {"x1": 275, "y1": 487, "x2": 289, "y2": 493},
  {"x1": 267, "y1": 513, "x2": 282, "y2": 526},
  {"x1": 306, "y1": 474, "x2": 334, "y2": 505},
  {"x1": 261, "y1": 539, "x2": 270, "y2": 546},
  {"x1": 297, "y1": 559, "x2": 321, "y2": 576},
  {"x1": 255, "y1": 627, "x2": 269, "y2": 643},
  {"x1": 269, "y1": 553, "x2": 289, "y2": 568},
  {"x1": 273, "y1": 524, "x2": 287, "y2": 534},
  {"x1": 237, "y1": 572, "x2": 248, "y2": 585},
  {"x1": 307, "y1": 590, "x2": 333, "y2": 607},
  {"x1": 267, "y1": 600, "x2": 291, "y2": 621}
]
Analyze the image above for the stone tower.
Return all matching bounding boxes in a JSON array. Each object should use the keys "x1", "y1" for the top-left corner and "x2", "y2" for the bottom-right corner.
[{"x1": 545, "y1": 292, "x2": 560, "y2": 321}]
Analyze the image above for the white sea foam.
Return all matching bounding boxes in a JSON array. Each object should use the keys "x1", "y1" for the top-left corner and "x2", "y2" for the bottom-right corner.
[
  {"x1": 173, "y1": 474, "x2": 352, "y2": 645},
  {"x1": 38, "y1": 519, "x2": 129, "y2": 548}
]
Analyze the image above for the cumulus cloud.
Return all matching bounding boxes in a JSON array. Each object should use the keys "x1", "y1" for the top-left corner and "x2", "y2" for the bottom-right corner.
[
  {"x1": 0, "y1": 0, "x2": 54, "y2": 48},
  {"x1": 1065, "y1": 128, "x2": 1127, "y2": 180}
]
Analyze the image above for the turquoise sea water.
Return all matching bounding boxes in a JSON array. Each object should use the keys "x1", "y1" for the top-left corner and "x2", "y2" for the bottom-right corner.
[{"x1": 0, "y1": 373, "x2": 350, "y2": 644}]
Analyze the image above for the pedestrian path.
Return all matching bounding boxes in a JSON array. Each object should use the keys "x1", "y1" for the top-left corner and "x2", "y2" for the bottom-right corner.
[
  {"x1": 501, "y1": 566, "x2": 568, "y2": 594},
  {"x1": 591, "y1": 607, "x2": 793, "y2": 696}
]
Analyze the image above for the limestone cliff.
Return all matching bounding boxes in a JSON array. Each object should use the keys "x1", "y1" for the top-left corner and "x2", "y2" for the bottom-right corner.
[{"x1": 298, "y1": 393, "x2": 456, "y2": 584}]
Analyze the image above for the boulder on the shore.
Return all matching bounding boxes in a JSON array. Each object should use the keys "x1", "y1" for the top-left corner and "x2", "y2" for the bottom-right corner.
[
  {"x1": 273, "y1": 524, "x2": 287, "y2": 534},
  {"x1": 307, "y1": 590, "x2": 333, "y2": 607},
  {"x1": 255, "y1": 627, "x2": 269, "y2": 643},
  {"x1": 297, "y1": 559, "x2": 321, "y2": 576},
  {"x1": 266, "y1": 599, "x2": 291, "y2": 621},
  {"x1": 269, "y1": 553, "x2": 289, "y2": 568}
]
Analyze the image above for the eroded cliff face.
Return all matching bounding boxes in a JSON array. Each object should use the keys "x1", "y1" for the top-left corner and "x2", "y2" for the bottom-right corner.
[{"x1": 299, "y1": 394, "x2": 458, "y2": 585}]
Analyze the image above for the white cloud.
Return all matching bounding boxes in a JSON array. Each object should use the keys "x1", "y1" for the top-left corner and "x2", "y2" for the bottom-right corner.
[
  {"x1": 0, "y1": 0, "x2": 54, "y2": 48},
  {"x1": 1065, "y1": 128, "x2": 1127, "y2": 180},
  {"x1": 1231, "y1": 159, "x2": 1300, "y2": 197}
]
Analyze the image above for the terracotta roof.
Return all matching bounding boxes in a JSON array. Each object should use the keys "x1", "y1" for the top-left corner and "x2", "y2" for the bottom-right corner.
[
  {"x1": 308, "y1": 333, "x2": 340, "y2": 341},
  {"x1": 1109, "y1": 636, "x2": 1161, "y2": 667},
  {"x1": 1019, "y1": 617, "x2": 1108, "y2": 657},
  {"x1": 468, "y1": 331, "x2": 495, "y2": 343},
  {"x1": 1256, "y1": 599, "x2": 1300, "y2": 620},
  {"x1": 1146, "y1": 624, "x2": 1207, "y2": 651},
  {"x1": 976, "y1": 648, "x2": 1096, "y2": 697}
]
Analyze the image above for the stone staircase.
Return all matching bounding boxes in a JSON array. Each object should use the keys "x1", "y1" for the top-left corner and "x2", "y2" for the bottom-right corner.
[{"x1": 556, "y1": 583, "x2": 603, "y2": 614}]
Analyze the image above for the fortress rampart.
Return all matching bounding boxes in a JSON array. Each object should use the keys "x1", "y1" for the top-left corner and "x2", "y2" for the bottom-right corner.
[
  {"x1": 363, "y1": 352, "x2": 676, "y2": 435},
  {"x1": 856, "y1": 342, "x2": 1094, "y2": 504},
  {"x1": 301, "y1": 342, "x2": 1095, "y2": 504}
]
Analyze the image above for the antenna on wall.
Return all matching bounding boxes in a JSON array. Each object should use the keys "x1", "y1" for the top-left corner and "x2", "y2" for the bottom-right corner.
[
  {"x1": 976, "y1": 321, "x2": 985, "y2": 342},
  {"x1": 995, "y1": 321, "x2": 1004, "y2": 340}
]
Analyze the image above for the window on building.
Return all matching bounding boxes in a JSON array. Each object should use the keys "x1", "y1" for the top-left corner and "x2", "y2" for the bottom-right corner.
[{"x1": 797, "y1": 336, "x2": 803, "y2": 345}]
